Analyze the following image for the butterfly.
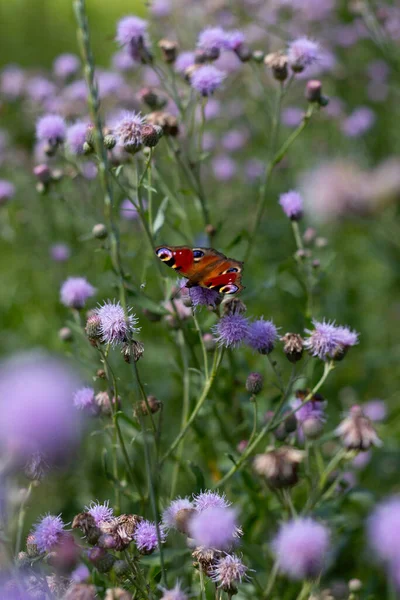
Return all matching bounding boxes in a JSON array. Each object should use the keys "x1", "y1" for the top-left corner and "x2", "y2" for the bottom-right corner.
[{"x1": 155, "y1": 245, "x2": 244, "y2": 295}]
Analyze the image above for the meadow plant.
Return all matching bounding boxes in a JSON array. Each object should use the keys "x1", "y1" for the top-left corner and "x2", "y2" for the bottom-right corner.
[{"x1": 0, "y1": 0, "x2": 399, "y2": 598}]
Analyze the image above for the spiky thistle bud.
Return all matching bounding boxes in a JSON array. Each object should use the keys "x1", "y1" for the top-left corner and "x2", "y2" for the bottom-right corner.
[
  {"x1": 252, "y1": 50, "x2": 265, "y2": 63},
  {"x1": 246, "y1": 372, "x2": 263, "y2": 395},
  {"x1": 85, "y1": 314, "x2": 102, "y2": 346},
  {"x1": 137, "y1": 87, "x2": 168, "y2": 110},
  {"x1": 103, "y1": 134, "x2": 116, "y2": 150},
  {"x1": 306, "y1": 80, "x2": 322, "y2": 103},
  {"x1": 92, "y1": 224, "x2": 108, "y2": 239},
  {"x1": 141, "y1": 123, "x2": 163, "y2": 147},
  {"x1": 281, "y1": 333, "x2": 304, "y2": 363}
]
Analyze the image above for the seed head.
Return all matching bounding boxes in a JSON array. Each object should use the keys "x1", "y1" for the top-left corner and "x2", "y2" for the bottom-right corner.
[
  {"x1": 158, "y1": 39, "x2": 179, "y2": 63},
  {"x1": 335, "y1": 405, "x2": 382, "y2": 450},
  {"x1": 264, "y1": 52, "x2": 288, "y2": 81},
  {"x1": 134, "y1": 395, "x2": 162, "y2": 418},
  {"x1": 146, "y1": 111, "x2": 179, "y2": 136},
  {"x1": 254, "y1": 447, "x2": 304, "y2": 488},
  {"x1": 281, "y1": 333, "x2": 304, "y2": 362}
]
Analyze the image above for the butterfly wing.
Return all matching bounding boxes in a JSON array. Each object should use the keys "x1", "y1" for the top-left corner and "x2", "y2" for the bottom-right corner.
[{"x1": 155, "y1": 246, "x2": 244, "y2": 295}]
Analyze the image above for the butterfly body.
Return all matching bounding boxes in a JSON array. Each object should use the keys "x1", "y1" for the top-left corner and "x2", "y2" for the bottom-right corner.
[{"x1": 155, "y1": 245, "x2": 244, "y2": 295}]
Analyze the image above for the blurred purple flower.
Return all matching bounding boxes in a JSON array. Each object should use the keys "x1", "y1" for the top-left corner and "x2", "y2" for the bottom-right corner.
[
  {"x1": 0, "y1": 179, "x2": 15, "y2": 204},
  {"x1": 53, "y1": 53, "x2": 80, "y2": 79},
  {"x1": 211, "y1": 554, "x2": 248, "y2": 588},
  {"x1": 175, "y1": 52, "x2": 196, "y2": 75},
  {"x1": 221, "y1": 129, "x2": 248, "y2": 152},
  {"x1": 73, "y1": 387, "x2": 98, "y2": 416},
  {"x1": 279, "y1": 190, "x2": 304, "y2": 221},
  {"x1": 36, "y1": 115, "x2": 66, "y2": 144},
  {"x1": 86, "y1": 500, "x2": 114, "y2": 525},
  {"x1": 341, "y1": 107, "x2": 375, "y2": 137},
  {"x1": 94, "y1": 300, "x2": 140, "y2": 346},
  {"x1": 367, "y1": 81, "x2": 389, "y2": 103},
  {"x1": 160, "y1": 582, "x2": 188, "y2": 600},
  {"x1": 63, "y1": 80, "x2": 88, "y2": 103},
  {"x1": 71, "y1": 563, "x2": 90, "y2": 583},
  {"x1": 225, "y1": 30, "x2": 246, "y2": 51},
  {"x1": 247, "y1": 318, "x2": 278, "y2": 354},
  {"x1": 272, "y1": 518, "x2": 330, "y2": 579},
  {"x1": 282, "y1": 107, "x2": 303, "y2": 128},
  {"x1": 150, "y1": 0, "x2": 172, "y2": 17},
  {"x1": 26, "y1": 77, "x2": 56, "y2": 103},
  {"x1": 193, "y1": 490, "x2": 231, "y2": 512},
  {"x1": 66, "y1": 121, "x2": 87, "y2": 155},
  {"x1": 0, "y1": 352, "x2": 81, "y2": 462},
  {"x1": 81, "y1": 161, "x2": 97, "y2": 180},
  {"x1": 367, "y1": 59, "x2": 390, "y2": 82},
  {"x1": 50, "y1": 243, "x2": 70, "y2": 262},
  {"x1": 245, "y1": 159, "x2": 264, "y2": 181},
  {"x1": 212, "y1": 155, "x2": 236, "y2": 181},
  {"x1": 133, "y1": 520, "x2": 166, "y2": 554},
  {"x1": 97, "y1": 71, "x2": 125, "y2": 98},
  {"x1": 304, "y1": 319, "x2": 359, "y2": 360},
  {"x1": 32, "y1": 514, "x2": 65, "y2": 553},
  {"x1": 287, "y1": 37, "x2": 320, "y2": 72},
  {"x1": 362, "y1": 400, "x2": 387, "y2": 422},
  {"x1": 352, "y1": 450, "x2": 371, "y2": 469},
  {"x1": 189, "y1": 286, "x2": 220, "y2": 308},
  {"x1": 191, "y1": 65, "x2": 226, "y2": 96},
  {"x1": 188, "y1": 506, "x2": 238, "y2": 550},
  {"x1": 60, "y1": 277, "x2": 95, "y2": 309},
  {"x1": 162, "y1": 497, "x2": 193, "y2": 529},
  {"x1": 116, "y1": 15, "x2": 151, "y2": 61},
  {"x1": 212, "y1": 313, "x2": 249, "y2": 348},
  {"x1": 112, "y1": 50, "x2": 137, "y2": 72},
  {"x1": 197, "y1": 27, "x2": 228, "y2": 51},
  {"x1": 368, "y1": 496, "x2": 400, "y2": 565},
  {"x1": 120, "y1": 198, "x2": 140, "y2": 220},
  {"x1": 202, "y1": 132, "x2": 216, "y2": 152},
  {"x1": 0, "y1": 65, "x2": 25, "y2": 99}
]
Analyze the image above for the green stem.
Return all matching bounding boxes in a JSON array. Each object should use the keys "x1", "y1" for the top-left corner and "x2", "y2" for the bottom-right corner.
[
  {"x1": 296, "y1": 581, "x2": 313, "y2": 600},
  {"x1": 192, "y1": 308, "x2": 209, "y2": 379},
  {"x1": 15, "y1": 483, "x2": 33, "y2": 557},
  {"x1": 263, "y1": 561, "x2": 279, "y2": 599}
]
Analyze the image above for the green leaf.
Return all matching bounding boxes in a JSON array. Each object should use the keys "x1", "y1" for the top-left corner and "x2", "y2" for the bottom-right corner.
[
  {"x1": 153, "y1": 196, "x2": 169, "y2": 235},
  {"x1": 114, "y1": 165, "x2": 124, "y2": 177}
]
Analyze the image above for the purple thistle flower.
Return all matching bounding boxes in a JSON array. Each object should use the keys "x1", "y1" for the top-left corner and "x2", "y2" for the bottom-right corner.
[
  {"x1": 225, "y1": 30, "x2": 246, "y2": 51},
  {"x1": 287, "y1": 37, "x2": 320, "y2": 73},
  {"x1": 291, "y1": 396, "x2": 326, "y2": 440},
  {"x1": 0, "y1": 65, "x2": 25, "y2": 100},
  {"x1": 85, "y1": 500, "x2": 114, "y2": 525},
  {"x1": 193, "y1": 490, "x2": 231, "y2": 512},
  {"x1": 363, "y1": 399, "x2": 387, "y2": 422},
  {"x1": 189, "y1": 286, "x2": 220, "y2": 308},
  {"x1": 66, "y1": 121, "x2": 87, "y2": 155},
  {"x1": 112, "y1": 50, "x2": 137, "y2": 72},
  {"x1": 73, "y1": 386, "x2": 99, "y2": 416},
  {"x1": 0, "y1": 352, "x2": 81, "y2": 462},
  {"x1": 71, "y1": 563, "x2": 90, "y2": 583},
  {"x1": 94, "y1": 300, "x2": 140, "y2": 346},
  {"x1": 133, "y1": 519, "x2": 166, "y2": 554},
  {"x1": 175, "y1": 52, "x2": 195, "y2": 74},
  {"x1": 211, "y1": 554, "x2": 248, "y2": 589},
  {"x1": 162, "y1": 497, "x2": 194, "y2": 529},
  {"x1": 113, "y1": 111, "x2": 145, "y2": 152},
  {"x1": 26, "y1": 77, "x2": 56, "y2": 103},
  {"x1": 53, "y1": 53, "x2": 80, "y2": 79},
  {"x1": 212, "y1": 313, "x2": 249, "y2": 349},
  {"x1": 212, "y1": 155, "x2": 236, "y2": 181},
  {"x1": 368, "y1": 496, "x2": 400, "y2": 565},
  {"x1": 272, "y1": 518, "x2": 330, "y2": 580},
  {"x1": 304, "y1": 320, "x2": 359, "y2": 360},
  {"x1": 116, "y1": 15, "x2": 151, "y2": 62},
  {"x1": 279, "y1": 190, "x2": 304, "y2": 221},
  {"x1": 247, "y1": 318, "x2": 278, "y2": 354},
  {"x1": 0, "y1": 179, "x2": 15, "y2": 205},
  {"x1": 50, "y1": 243, "x2": 70, "y2": 262},
  {"x1": 32, "y1": 514, "x2": 65, "y2": 553},
  {"x1": 221, "y1": 129, "x2": 248, "y2": 152},
  {"x1": 245, "y1": 159, "x2": 264, "y2": 181},
  {"x1": 63, "y1": 80, "x2": 88, "y2": 103},
  {"x1": 36, "y1": 114, "x2": 66, "y2": 144},
  {"x1": 60, "y1": 277, "x2": 95, "y2": 309},
  {"x1": 160, "y1": 582, "x2": 188, "y2": 600},
  {"x1": 341, "y1": 107, "x2": 375, "y2": 138},
  {"x1": 191, "y1": 65, "x2": 226, "y2": 96},
  {"x1": 150, "y1": 0, "x2": 172, "y2": 17},
  {"x1": 97, "y1": 71, "x2": 125, "y2": 99},
  {"x1": 198, "y1": 27, "x2": 228, "y2": 51},
  {"x1": 188, "y1": 506, "x2": 238, "y2": 550}
]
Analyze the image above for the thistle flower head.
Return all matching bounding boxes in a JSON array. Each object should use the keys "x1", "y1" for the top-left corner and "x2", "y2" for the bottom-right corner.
[
  {"x1": 50, "y1": 243, "x2": 70, "y2": 262},
  {"x1": 36, "y1": 114, "x2": 66, "y2": 144},
  {"x1": 94, "y1": 300, "x2": 140, "y2": 346},
  {"x1": 32, "y1": 514, "x2": 65, "y2": 553},
  {"x1": 225, "y1": 30, "x2": 245, "y2": 51},
  {"x1": 60, "y1": 277, "x2": 96, "y2": 309},
  {"x1": 193, "y1": 490, "x2": 231, "y2": 512},
  {"x1": 211, "y1": 553, "x2": 248, "y2": 590},
  {"x1": 368, "y1": 496, "x2": 400, "y2": 565},
  {"x1": 189, "y1": 285, "x2": 220, "y2": 308},
  {"x1": 188, "y1": 506, "x2": 238, "y2": 550},
  {"x1": 212, "y1": 313, "x2": 249, "y2": 348},
  {"x1": 287, "y1": 37, "x2": 320, "y2": 73},
  {"x1": 116, "y1": 15, "x2": 149, "y2": 47},
  {"x1": 190, "y1": 65, "x2": 226, "y2": 96},
  {"x1": 66, "y1": 121, "x2": 88, "y2": 155},
  {"x1": 162, "y1": 497, "x2": 194, "y2": 530},
  {"x1": 279, "y1": 190, "x2": 304, "y2": 221},
  {"x1": 272, "y1": 518, "x2": 330, "y2": 579},
  {"x1": 247, "y1": 318, "x2": 279, "y2": 354},
  {"x1": 175, "y1": 52, "x2": 195, "y2": 74},
  {"x1": 363, "y1": 399, "x2": 387, "y2": 422},
  {"x1": 85, "y1": 501, "x2": 114, "y2": 526},
  {"x1": 113, "y1": 111, "x2": 145, "y2": 152},
  {"x1": 160, "y1": 582, "x2": 188, "y2": 600},
  {"x1": 120, "y1": 198, "x2": 140, "y2": 221},
  {"x1": 133, "y1": 520, "x2": 166, "y2": 554},
  {"x1": 73, "y1": 386, "x2": 99, "y2": 416},
  {"x1": 53, "y1": 53, "x2": 80, "y2": 79},
  {"x1": 254, "y1": 446, "x2": 304, "y2": 488},
  {"x1": 197, "y1": 27, "x2": 228, "y2": 52}
]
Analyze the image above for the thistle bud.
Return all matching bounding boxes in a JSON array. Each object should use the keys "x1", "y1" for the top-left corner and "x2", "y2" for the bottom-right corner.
[
  {"x1": 85, "y1": 314, "x2": 102, "y2": 345},
  {"x1": 222, "y1": 297, "x2": 247, "y2": 316},
  {"x1": 302, "y1": 416, "x2": 325, "y2": 440},
  {"x1": 72, "y1": 512, "x2": 101, "y2": 545},
  {"x1": 146, "y1": 111, "x2": 179, "y2": 137},
  {"x1": 26, "y1": 534, "x2": 39, "y2": 558},
  {"x1": 141, "y1": 123, "x2": 163, "y2": 148},
  {"x1": 306, "y1": 80, "x2": 322, "y2": 103},
  {"x1": 158, "y1": 39, "x2": 179, "y2": 63},
  {"x1": 319, "y1": 95, "x2": 330, "y2": 107},
  {"x1": 246, "y1": 372, "x2": 264, "y2": 395},
  {"x1": 88, "y1": 547, "x2": 115, "y2": 573},
  {"x1": 264, "y1": 52, "x2": 288, "y2": 81},
  {"x1": 113, "y1": 560, "x2": 130, "y2": 578},
  {"x1": 92, "y1": 223, "x2": 108, "y2": 239},
  {"x1": 85, "y1": 124, "x2": 95, "y2": 147},
  {"x1": 281, "y1": 333, "x2": 304, "y2": 363},
  {"x1": 335, "y1": 405, "x2": 382, "y2": 451},
  {"x1": 253, "y1": 446, "x2": 304, "y2": 488},
  {"x1": 98, "y1": 534, "x2": 118, "y2": 549},
  {"x1": 59, "y1": 327, "x2": 73, "y2": 342},
  {"x1": 103, "y1": 134, "x2": 116, "y2": 150},
  {"x1": 348, "y1": 579, "x2": 362, "y2": 592},
  {"x1": 122, "y1": 340, "x2": 144, "y2": 363},
  {"x1": 252, "y1": 50, "x2": 265, "y2": 63},
  {"x1": 194, "y1": 49, "x2": 208, "y2": 65},
  {"x1": 134, "y1": 395, "x2": 162, "y2": 418},
  {"x1": 312, "y1": 259, "x2": 320, "y2": 269}
]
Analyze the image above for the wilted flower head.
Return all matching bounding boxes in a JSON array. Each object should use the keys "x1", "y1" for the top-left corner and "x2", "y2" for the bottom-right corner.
[
  {"x1": 32, "y1": 514, "x2": 65, "y2": 553},
  {"x1": 94, "y1": 301, "x2": 140, "y2": 346},
  {"x1": 133, "y1": 520, "x2": 166, "y2": 554},
  {"x1": 36, "y1": 114, "x2": 66, "y2": 144},
  {"x1": 66, "y1": 121, "x2": 87, "y2": 155},
  {"x1": 287, "y1": 37, "x2": 320, "y2": 73},
  {"x1": 368, "y1": 496, "x2": 400, "y2": 565},
  {"x1": 188, "y1": 506, "x2": 238, "y2": 550},
  {"x1": 335, "y1": 405, "x2": 382, "y2": 451},
  {"x1": 113, "y1": 111, "x2": 145, "y2": 153},
  {"x1": 272, "y1": 518, "x2": 330, "y2": 579},
  {"x1": 212, "y1": 311, "x2": 249, "y2": 349},
  {"x1": 162, "y1": 497, "x2": 194, "y2": 530},
  {"x1": 60, "y1": 277, "x2": 95, "y2": 309},
  {"x1": 73, "y1": 386, "x2": 99, "y2": 416},
  {"x1": 190, "y1": 65, "x2": 226, "y2": 96},
  {"x1": 211, "y1": 553, "x2": 248, "y2": 590},
  {"x1": 247, "y1": 318, "x2": 278, "y2": 354},
  {"x1": 0, "y1": 352, "x2": 81, "y2": 462},
  {"x1": 160, "y1": 582, "x2": 188, "y2": 600},
  {"x1": 279, "y1": 190, "x2": 304, "y2": 221},
  {"x1": 53, "y1": 53, "x2": 80, "y2": 79},
  {"x1": 304, "y1": 319, "x2": 359, "y2": 360},
  {"x1": 0, "y1": 179, "x2": 15, "y2": 204},
  {"x1": 254, "y1": 446, "x2": 304, "y2": 488},
  {"x1": 84, "y1": 501, "x2": 114, "y2": 527}
]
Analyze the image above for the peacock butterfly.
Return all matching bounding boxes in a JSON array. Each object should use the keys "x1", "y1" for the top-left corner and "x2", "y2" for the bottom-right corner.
[{"x1": 155, "y1": 245, "x2": 244, "y2": 295}]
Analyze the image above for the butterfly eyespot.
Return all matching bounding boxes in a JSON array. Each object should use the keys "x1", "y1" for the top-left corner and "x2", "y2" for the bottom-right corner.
[
  {"x1": 193, "y1": 249, "x2": 205, "y2": 260},
  {"x1": 226, "y1": 267, "x2": 239, "y2": 273},
  {"x1": 220, "y1": 284, "x2": 239, "y2": 295},
  {"x1": 156, "y1": 247, "x2": 173, "y2": 262}
]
